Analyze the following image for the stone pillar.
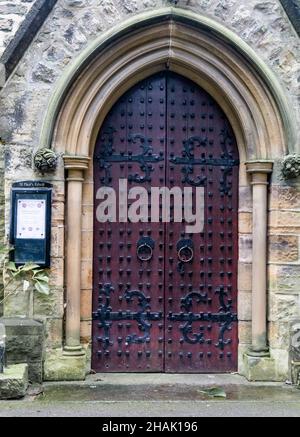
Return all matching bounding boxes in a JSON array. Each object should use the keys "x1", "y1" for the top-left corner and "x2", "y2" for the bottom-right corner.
[
  {"x1": 246, "y1": 161, "x2": 273, "y2": 356},
  {"x1": 63, "y1": 156, "x2": 90, "y2": 356}
]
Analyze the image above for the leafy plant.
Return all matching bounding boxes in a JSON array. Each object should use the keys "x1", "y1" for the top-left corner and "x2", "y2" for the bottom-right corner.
[
  {"x1": 198, "y1": 387, "x2": 227, "y2": 399},
  {"x1": 0, "y1": 243, "x2": 49, "y2": 317}
]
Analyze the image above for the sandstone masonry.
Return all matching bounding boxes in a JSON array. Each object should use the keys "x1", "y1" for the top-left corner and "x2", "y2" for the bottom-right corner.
[{"x1": 0, "y1": 0, "x2": 299, "y2": 381}]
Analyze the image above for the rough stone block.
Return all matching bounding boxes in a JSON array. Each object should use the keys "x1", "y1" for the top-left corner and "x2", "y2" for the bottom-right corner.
[
  {"x1": 238, "y1": 262, "x2": 252, "y2": 291},
  {"x1": 0, "y1": 4, "x2": 27, "y2": 16},
  {"x1": 238, "y1": 344, "x2": 250, "y2": 375},
  {"x1": 269, "y1": 211, "x2": 300, "y2": 234},
  {"x1": 32, "y1": 63, "x2": 56, "y2": 83},
  {"x1": 51, "y1": 201, "x2": 65, "y2": 222},
  {"x1": 49, "y1": 257, "x2": 64, "y2": 288},
  {"x1": 243, "y1": 354, "x2": 278, "y2": 381},
  {"x1": 269, "y1": 264, "x2": 300, "y2": 294},
  {"x1": 27, "y1": 361, "x2": 43, "y2": 384},
  {"x1": 0, "y1": 318, "x2": 44, "y2": 383},
  {"x1": 238, "y1": 321, "x2": 252, "y2": 343},
  {"x1": 0, "y1": 364, "x2": 28, "y2": 400},
  {"x1": 268, "y1": 235, "x2": 299, "y2": 262},
  {"x1": 0, "y1": 317, "x2": 43, "y2": 335},
  {"x1": 80, "y1": 320, "x2": 92, "y2": 343},
  {"x1": 5, "y1": 334, "x2": 44, "y2": 362},
  {"x1": 238, "y1": 212, "x2": 252, "y2": 234},
  {"x1": 3, "y1": 287, "x2": 29, "y2": 317},
  {"x1": 238, "y1": 292, "x2": 251, "y2": 321},
  {"x1": 0, "y1": 18, "x2": 13, "y2": 32},
  {"x1": 81, "y1": 260, "x2": 92, "y2": 289},
  {"x1": 269, "y1": 321, "x2": 290, "y2": 349},
  {"x1": 271, "y1": 348, "x2": 289, "y2": 381},
  {"x1": 268, "y1": 293, "x2": 300, "y2": 322},
  {"x1": 82, "y1": 204, "x2": 93, "y2": 231},
  {"x1": 270, "y1": 186, "x2": 300, "y2": 210},
  {"x1": 45, "y1": 318, "x2": 63, "y2": 349},
  {"x1": 81, "y1": 230, "x2": 93, "y2": 260},
  {"x1": 51, "y1": 226, "x2": 65, "y2": 258},
  {"x1": 51, "y1": 176, "x2": 64, "y2": 194},
  {"x1": 44, "y1": 349, "x2": 86, "y2": 381},
  {"x1": 239, "y1": 235, "x2": 252, "y2": 263},
  {"x1": 81, "y1": 290, "x2": 92, "y2": 320},
  {"x1": 33, "y1": 288, "x2": 64, "y2": 318}
]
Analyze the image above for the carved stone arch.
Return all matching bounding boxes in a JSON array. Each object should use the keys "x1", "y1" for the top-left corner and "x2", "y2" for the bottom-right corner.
[
  {"x1": 42, "y1": 8, "x2": 294, "y2": 160},
  {"x1": 40, "y1": 8, "x2": 295, "y2": 379}
]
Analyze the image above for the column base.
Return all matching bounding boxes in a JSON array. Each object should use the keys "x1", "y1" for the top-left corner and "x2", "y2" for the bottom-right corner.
[
  {"x1": 247, "y1": 348, "x2": 270, "y2": 358},
  {"x1": 243, "y1": 353, "x2": 277, "y2": 381},
  {"x1": 63, "y1": 345, "x2": 85, "y2": 357},
  {"x1": 44, "y1": 348, "x2": 87, "y2": 381}
]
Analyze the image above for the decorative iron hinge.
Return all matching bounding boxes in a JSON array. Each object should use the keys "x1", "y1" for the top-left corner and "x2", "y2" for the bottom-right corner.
[
  {"x1": 170, "y1": 131, "x2": 239, "y2": 193},
  {"x1": 93, "y1": 284, "x2": 162, "y2": 346},
  {"x1": 167, "y1": 291, "x2": 237, "y2": 348},
  {"x1": 95, "y1": 128, "x2": 164, "y2": 185}
]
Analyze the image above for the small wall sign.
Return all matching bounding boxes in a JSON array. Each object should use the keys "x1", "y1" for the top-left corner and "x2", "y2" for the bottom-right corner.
[
  {"x1": 10, "y1": 181, "x2": 52, "y2": 267},
  {"x1": 16, "y1": 199, "x2": 46, "y2": 239}
]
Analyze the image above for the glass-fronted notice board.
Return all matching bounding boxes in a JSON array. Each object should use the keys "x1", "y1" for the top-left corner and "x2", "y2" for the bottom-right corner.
[{"x1": 10, "y1": 181, "x2": 52, "y2": 267}]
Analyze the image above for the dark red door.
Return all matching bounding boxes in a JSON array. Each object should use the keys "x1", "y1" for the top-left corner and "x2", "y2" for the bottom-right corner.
[{"x1": 92, "y1": 72, "x2": 239, "y2": 373}]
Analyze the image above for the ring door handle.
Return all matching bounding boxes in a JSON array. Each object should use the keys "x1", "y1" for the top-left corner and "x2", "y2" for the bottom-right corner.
[
  {"x1": 137, "y1": 237, "x2": 155, "y2": 262},
  {"x1": 177, "y1": 239, "x2": 194, "y2": 263}
]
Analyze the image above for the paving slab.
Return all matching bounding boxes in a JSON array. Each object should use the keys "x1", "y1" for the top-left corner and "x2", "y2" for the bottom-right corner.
[{"x1": 0, "y1": 373, "x2": 299, "y2": 417}]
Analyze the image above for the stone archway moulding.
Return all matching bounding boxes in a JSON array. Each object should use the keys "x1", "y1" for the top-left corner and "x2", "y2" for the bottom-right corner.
[
  {"x1": 41, "y1": 7, "x2": 295, "y2": 159},
  {"x1": 39, "y1": 7, "x2": 295, "y2": 374}
]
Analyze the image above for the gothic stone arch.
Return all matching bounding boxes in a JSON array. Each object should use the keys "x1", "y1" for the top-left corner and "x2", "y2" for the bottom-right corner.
[{"x1": 41, "y1": 8, "x2": 292, "y2": 381}]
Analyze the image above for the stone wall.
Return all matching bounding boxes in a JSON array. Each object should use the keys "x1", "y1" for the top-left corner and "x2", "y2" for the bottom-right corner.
[
  {"x1": 0, "y1": 318, "x2": 44, "y2": 383},
  {"x1": 0, "y1": 0, "x2": 298, "y2": 148},
  {"x1": 268, "y1": 164, "x2": 300, "y2": 379},
  {"x1": 0, "y1": 1, "x2": 36, "y2": 58},
  {"x1": 0, "y1": 0, "x2": 299, "y2": 379},
  {"x1": 0, "y1": 143, "x2": 4, "y2": 315}
]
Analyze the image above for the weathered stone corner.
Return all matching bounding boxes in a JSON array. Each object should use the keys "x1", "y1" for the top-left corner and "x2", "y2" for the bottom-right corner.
[
  {"x1": 0, "y1": 363, "x2": 28, "y2": 399},
  {"x1": 242, "y1": 353, "x2": 280, "y2": 382},
  {"x1": 44, "y1": 349, "x2": 87, "y2": 381}
]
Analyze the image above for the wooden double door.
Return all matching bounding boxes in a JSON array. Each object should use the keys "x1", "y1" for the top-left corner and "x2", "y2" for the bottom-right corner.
[{"x1": 92, "y1": 72, "x2": 239, "y2": 373}]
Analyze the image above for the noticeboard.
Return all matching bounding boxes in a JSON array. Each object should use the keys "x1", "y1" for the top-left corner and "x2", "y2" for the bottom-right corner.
[{"x1": 10, "y1": 181, "x2": 52, "y2": 268}]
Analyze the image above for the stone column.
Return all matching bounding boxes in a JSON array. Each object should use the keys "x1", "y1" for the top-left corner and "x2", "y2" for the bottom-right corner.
[
  {"x1": 246, "y1": 161, "x2": 273, "y2": 356},
  {"x1": 63, "y1": 156, "x2": 90, "y2": 356}
]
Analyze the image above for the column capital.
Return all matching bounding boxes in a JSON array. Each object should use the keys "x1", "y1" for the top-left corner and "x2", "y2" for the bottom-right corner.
[
  {"x1": 63, "y1": 155, "x2": 90, "y2": 171},
  {"x1": 246, "y1": 160, "x2": 274, "y2": 174}
]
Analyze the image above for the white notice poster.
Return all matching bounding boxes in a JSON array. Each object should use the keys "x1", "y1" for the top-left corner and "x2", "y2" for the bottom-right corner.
[{"x1": 16, "y1": 199, "x2": 46, "y2": 239}]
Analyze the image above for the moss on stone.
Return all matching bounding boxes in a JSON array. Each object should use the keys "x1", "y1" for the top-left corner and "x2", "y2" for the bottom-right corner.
[
  {"x1": 0, "y1": 363, "x2": 28, "y2": 399},
  {"x1": 0, "y1": 144, "x2": 5, "y2": 316},
  {"x1": 44, "y1": 349, "x2": 87, "y2": 381}
]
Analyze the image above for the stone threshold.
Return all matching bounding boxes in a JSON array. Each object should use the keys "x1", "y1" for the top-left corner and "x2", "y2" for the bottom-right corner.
[
  {"x1": 44, "y1": 373, "x2": 288, "y2": 387},
  {"x1": 37, "y1": 374, "x2": 299, "y2": 404}
]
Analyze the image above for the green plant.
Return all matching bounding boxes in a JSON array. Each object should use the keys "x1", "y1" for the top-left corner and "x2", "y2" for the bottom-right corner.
[
  {"x1": 0, "y1": 243, "x2": 49, "y2": 317},
  {"x1": 198, "y1": 387, "x2": 227, "y2": 399}
]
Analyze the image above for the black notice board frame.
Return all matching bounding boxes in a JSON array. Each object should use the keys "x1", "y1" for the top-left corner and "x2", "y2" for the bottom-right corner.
[{"x1": 10, "y1": 181, "x2": 52, "y2": 268}]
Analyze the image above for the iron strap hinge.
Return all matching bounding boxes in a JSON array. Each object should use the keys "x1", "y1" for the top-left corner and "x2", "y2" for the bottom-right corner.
[
  {"x1": 92, "y1": 310, "x2": 163, "y2": 322},
  {"x1": 167, "y1": 312, "x2": 238, "y2": 323}
]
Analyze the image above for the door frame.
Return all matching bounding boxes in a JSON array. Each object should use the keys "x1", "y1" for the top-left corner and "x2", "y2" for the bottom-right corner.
[
  {"x1": 41, "y1": 8, "x2": 292, "y2": 380},
  {"x1": 91, "y1": 71, "x2": 240, "y2": 373}
]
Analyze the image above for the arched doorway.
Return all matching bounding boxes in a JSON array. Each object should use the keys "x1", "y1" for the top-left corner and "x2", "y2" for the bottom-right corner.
[{"x1": 92, "y1": 72, "x2": 239, "y2": 373}]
